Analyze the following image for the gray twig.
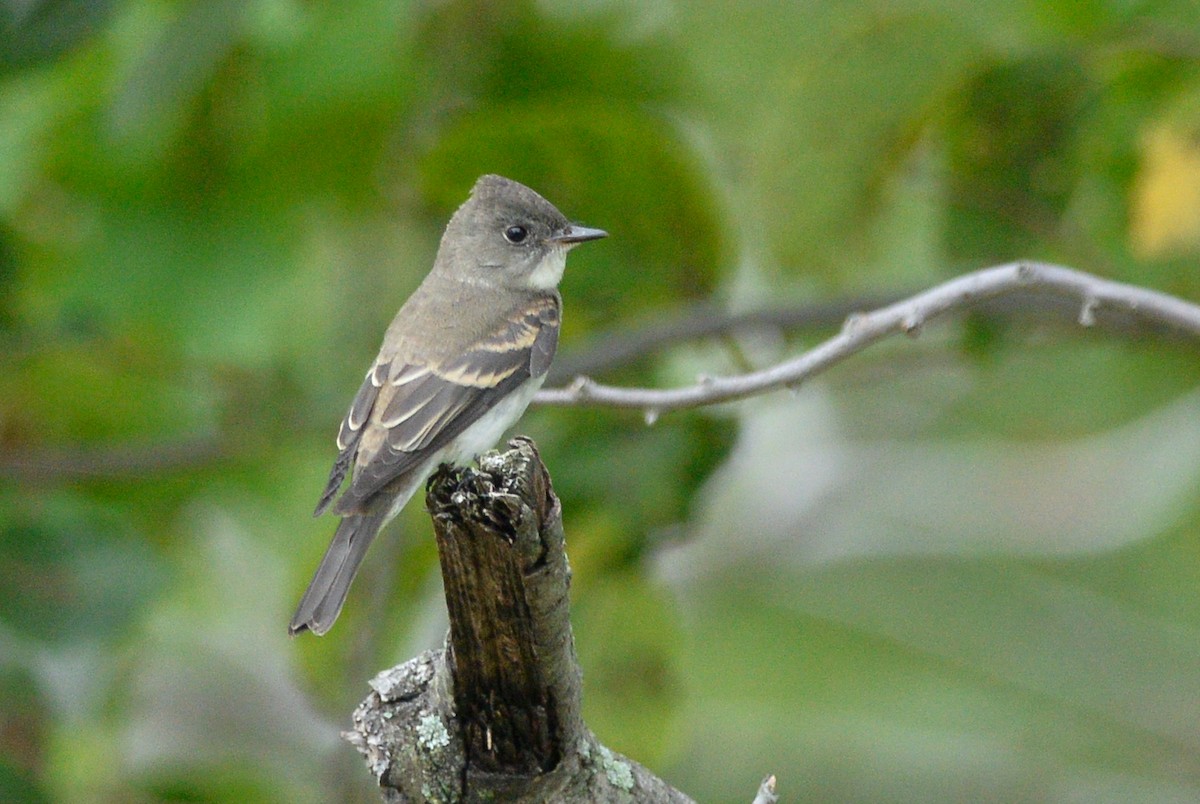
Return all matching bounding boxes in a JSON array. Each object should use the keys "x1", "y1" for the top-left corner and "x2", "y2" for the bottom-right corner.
[
  {"x1": 536, "y1": 262, "x2": 1200, "y2": 415},
  {"x1": 752, "y1": 774, "x2": 779, "y2": 804}
]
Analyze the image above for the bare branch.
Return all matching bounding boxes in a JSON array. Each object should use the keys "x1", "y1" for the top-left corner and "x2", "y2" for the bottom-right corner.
[
  {"x1": 546, "y1": 294, "x2": 900, "y2": 383},
  {"x1": 752, "y1": 774, "x2": 779, "y2": 804},
  {"x1": 550, "y1": 282, "x2": 1185, "y2": 384},
  {"x1": 535, "y1": 262, "x2": 1200, "y2": 415}
]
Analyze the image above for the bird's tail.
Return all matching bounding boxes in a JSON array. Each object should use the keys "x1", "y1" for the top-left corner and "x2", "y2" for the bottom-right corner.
[{"x1": 288, "y1": 509, "x2": 389, "y2": 636}]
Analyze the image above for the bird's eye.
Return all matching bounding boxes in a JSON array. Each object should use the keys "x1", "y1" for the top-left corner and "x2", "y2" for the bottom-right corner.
[{"x1": 503, "y1": 225, "x2": 529, "y2": 244}]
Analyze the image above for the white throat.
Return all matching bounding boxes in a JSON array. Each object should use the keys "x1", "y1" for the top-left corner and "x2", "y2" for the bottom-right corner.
[{"x1": 526, "y1": 245, "x2": 567, "y2": 290}]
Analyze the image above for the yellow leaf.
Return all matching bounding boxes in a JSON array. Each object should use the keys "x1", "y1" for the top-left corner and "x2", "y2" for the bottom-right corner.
[{"x1": 1131, "y1": 123, "x2": 1200, "y2": 258}]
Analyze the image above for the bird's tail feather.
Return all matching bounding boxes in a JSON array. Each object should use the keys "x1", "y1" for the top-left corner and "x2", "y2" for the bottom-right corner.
[{"x1": 288, "y1": 509, "x2": 389, "y2": 636}]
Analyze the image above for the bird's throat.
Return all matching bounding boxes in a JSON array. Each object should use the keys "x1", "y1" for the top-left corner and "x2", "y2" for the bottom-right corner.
[{"x1": 526, "y1": 246, "x2": 567, "y2": 290}]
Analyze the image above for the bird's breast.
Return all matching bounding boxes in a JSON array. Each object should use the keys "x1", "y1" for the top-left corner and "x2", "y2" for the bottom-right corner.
[{"x1": 441, "y1": 375, "x2": 546, "y2": 465}]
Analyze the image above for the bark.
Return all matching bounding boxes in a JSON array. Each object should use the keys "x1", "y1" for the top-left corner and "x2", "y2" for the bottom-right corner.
[{"x1": 344, "y1": 437, "x2": 694, "y2": 803}]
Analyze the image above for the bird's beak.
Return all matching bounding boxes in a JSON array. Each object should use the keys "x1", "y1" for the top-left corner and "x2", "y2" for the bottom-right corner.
[{"x1": 548, "y1": 224, "x2": 608, "y2": 246}]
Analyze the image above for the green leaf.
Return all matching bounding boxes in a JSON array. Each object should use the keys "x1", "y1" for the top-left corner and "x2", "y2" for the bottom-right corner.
[
  {"x1": 3, "y1": 338, "x2": 218, "y2": 443},
  {"x1": 413, "y1": 0, "x2": 682, "y2": 110},
  {"x1": 750, "y1": 10, "x2": 991, "y2": 277},
  {"x1": 0, "y1": 760, "x2": 47, "y2": 804},
  {"x1": 0, "y1": 0, "x2": 115, "y2": 72},
  {"x1": 106, "y1": 0, "x2": 242, "y2": 149},
  {"x1": 944, "y1": 56, "x2": 1090, "y2": 262},
  {"x1": 575, "y1": 570, "x2": 684, "y2": 767},
  {"x1": 0, "y1": 494, "x2": 165, "y2": 644},
  {"x1": 530, "y1": 407, "x2": 735, "y2": 567},
  {"x1": 0, "y1": 667, "x2": 48, "y2": 804}
]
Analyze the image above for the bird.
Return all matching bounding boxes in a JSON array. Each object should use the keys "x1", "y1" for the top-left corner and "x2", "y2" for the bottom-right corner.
[{"x1": 289, "y1": 174, "x2": 607, "y2": 636}]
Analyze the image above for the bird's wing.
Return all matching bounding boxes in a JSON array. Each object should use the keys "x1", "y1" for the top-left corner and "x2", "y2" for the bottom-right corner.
[{"x1": 314, "y1": 295, "x2": 560, "y2": 516}]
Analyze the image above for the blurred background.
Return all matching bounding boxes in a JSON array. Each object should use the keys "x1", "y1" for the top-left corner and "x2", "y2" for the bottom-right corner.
[{"x1": 3, "y1": 1, "x2": 1200, "y2": 801}]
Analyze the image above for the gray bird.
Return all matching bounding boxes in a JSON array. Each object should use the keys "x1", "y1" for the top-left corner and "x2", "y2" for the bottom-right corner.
[{"x1": 290, "y1": 175, "x2": 606, "y2": 636}]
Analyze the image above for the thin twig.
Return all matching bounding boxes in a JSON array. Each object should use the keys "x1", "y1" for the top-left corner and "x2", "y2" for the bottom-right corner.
[
  {"x1": 546, "y1": 294, "x2": 900, "y2": 383},
  {"x1": 535, "y1": 262, "x2": 1200, "y2": 415},
  {"x1": 551, "y1": 279, "x2": 1186, "y2": 382},
  {"x1": 752, "y1": 774, "x2": 779, "y2": 804}
]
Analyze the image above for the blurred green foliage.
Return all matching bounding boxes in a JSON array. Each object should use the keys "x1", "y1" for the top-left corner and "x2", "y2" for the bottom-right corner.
[{"x1": 2, "y1": 0, "x2": 1200, "y2": 802}]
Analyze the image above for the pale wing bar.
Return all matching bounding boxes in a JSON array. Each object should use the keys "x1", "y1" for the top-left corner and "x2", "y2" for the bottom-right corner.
[
  {"x1": 313, "y1": 359, "x2": 389, "y2": 517},
  {"x1": 325, "y1": 295, "x2": 560, "y2": 516}
]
